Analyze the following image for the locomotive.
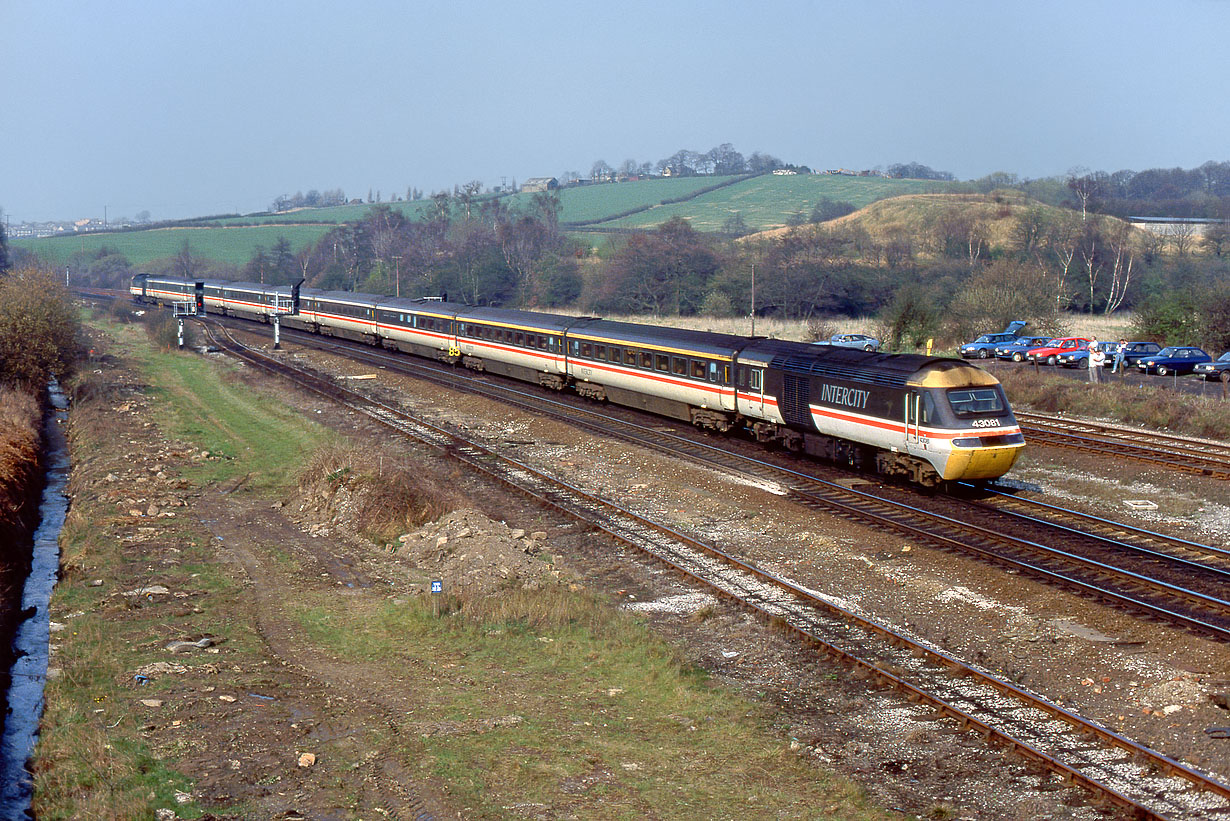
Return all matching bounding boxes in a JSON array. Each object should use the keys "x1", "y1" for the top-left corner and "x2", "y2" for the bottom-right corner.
[{"x1": 131, "y1": 274, "x2": 1024, "y2": 486}]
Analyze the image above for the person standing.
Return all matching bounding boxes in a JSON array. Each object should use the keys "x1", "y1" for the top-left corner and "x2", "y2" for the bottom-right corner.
[
  {"x1": 1087, "y1": 337, "x2": 1103, "y2": 383},
  {"x1": 1113, "y1": 338, "x2": 1127, "y2": 375}
]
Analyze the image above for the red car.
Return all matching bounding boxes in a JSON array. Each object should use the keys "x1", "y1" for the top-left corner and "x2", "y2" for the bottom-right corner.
[{"x1": 1026, "y1": 337, "x2": 1091, "y2": 366}]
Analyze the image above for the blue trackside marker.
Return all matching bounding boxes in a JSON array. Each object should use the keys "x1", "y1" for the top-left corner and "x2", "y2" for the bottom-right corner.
[{"x1": 431, "y1": 580, "x2": 443, "y2": 594}]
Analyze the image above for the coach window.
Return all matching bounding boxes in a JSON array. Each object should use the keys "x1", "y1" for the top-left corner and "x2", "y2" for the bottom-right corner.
[
  {"x1": 692, "y1": 360, "x2": 706, "y2": 380},
  {"x1": 655, "y1": 353, "x2": 669, "y2": 372},
  {"x1": 580, "y1": 343, "x2": 592, "y2": 358},
  {"x1": 624, "y1": 348, "x2": 637, "y2": 366},
  {"x1": 515, "y1": 332, "x2": 524, "y2": 347},
  {"x1": 549, "y1": 336, "x2": 558, "y2": 352},
  {"x1": 672, "y1": 357, "x2": 687, "y2": 376},
  {"x1": 641, "y1": 351, "x2": 653, "y2": 369},
  {"x1": 709, "y1": 363, "x2": 720, "y2": 383},
  {"x1": 596, "y1": 345, "x2": 608, "y2": 361}
]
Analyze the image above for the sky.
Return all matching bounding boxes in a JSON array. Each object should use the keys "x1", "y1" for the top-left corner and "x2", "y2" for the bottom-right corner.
[{"x1": 3, "y1": 0, "x2": 1229, "y2": 223}]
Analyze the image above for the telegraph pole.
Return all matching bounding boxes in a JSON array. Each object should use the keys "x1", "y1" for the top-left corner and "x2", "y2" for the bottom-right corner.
[{"x1": 392, "y1": 255, "x2": 402, "y2": 297}]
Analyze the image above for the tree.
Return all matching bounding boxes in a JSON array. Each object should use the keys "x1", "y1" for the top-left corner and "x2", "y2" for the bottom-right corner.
[
  {"x1": 1204, "y1": 221, "x2": 1230, "y2": 257},
  {"x1": 706, "y1": 143, "x2": 746, "y2": 176},
  {"x1": 944, "y1": 259, "x2": 1061, "y2": 342},
  {"x1": 721, "y1": 212, "x2": 750, "y2": 238},
  {"x1": 590, "y1": 159, "x2": 613, "y2": 182},
  {"x1": 809, "y1": 198, "x2": 856, "y2": 224},
  {"x1": 1066, "y1": 168, "x2": 1106, "y2": 221},
  {"x1": 1166, "y1": 221, "x2": 1197, "y2": 256}
]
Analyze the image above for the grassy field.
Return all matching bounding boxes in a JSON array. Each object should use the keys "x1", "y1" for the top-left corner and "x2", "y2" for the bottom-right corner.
[
  {"x1": 604, "y1": 174, "x2": 954, "y2": 232},
  {"x1": 16, "y1": 175, "x2": 956, "y2": 266},
  {"x1": 14, "y1": 224, "x2": 332, "y2": 266}
]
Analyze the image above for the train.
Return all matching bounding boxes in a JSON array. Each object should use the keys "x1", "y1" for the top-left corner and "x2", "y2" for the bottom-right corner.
[{"x1": 130, "y1": 273, "x2": 1025, "y2": 486}]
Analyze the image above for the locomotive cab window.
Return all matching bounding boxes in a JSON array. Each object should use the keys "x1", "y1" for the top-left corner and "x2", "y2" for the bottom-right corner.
[
  {"x1": 749, "y1": 369, "x2": 762, "y2": 391},
  {"x1": 947, "y1": 388, "x2": 1004, "y2": 416}
]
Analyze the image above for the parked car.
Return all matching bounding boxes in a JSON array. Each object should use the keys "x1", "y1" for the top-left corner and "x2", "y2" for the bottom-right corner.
[
  {"x1": 1193, "y1": 351, "x2": 1230, "y2": 382},
  {"x1": 1114, "y1": 341, "x2": 1164, "y2": 369},
  {"x1": 994, "y1": 336, "x2": 1051, "y2": 361},
  {"x1": 1056, "y1": 341, "x2": 1118, "y2": 368},
  {"x1": 1026, "y1": 337, "x2": 1091, "y2": 366},
  {"x1": 1136, "y1": 346, "x2": 1212, "y2": 376},
  {"x1": 959, "y1": 320, "x2": 1028, "y2": 359},
  {"x1": 813, "y1": 333, "x2": 880, "y2": 351}
]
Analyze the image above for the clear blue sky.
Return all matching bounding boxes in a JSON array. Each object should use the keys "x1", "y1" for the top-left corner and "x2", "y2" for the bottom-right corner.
[{"x1": 4, "y1": 0, "x2": 1229, "y2": 223}]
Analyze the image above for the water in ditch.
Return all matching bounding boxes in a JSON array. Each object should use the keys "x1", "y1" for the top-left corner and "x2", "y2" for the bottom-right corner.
[{"x1": 0, "y1": 380, "x2": 71, "y2": 818}]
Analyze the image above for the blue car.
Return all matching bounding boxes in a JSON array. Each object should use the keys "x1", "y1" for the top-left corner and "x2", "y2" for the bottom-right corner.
[
  {"x1": 813, "y1": 333, "x2": 880, "y2": 351},
  {"x1": 994, "y1": 336, "x2": 1052, "y2": 362},
  {"x1": 959, "y1": 320, "x2": 1028, "y2": 359},
  {"x1": 1193, "y1": 351, "x2": 1230, "y2": 382},
  {"x1": 1136, "y1": 346, "x2": 1212, "y2": 376}
]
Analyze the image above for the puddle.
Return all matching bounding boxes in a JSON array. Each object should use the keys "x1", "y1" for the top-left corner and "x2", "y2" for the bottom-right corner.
[{"x1": 0, "y1": 380, "x2": 71, "y2": 818}]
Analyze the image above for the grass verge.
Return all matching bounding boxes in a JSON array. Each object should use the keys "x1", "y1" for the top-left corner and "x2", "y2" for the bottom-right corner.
[{"x1": 998, "y1": 367, "x2": 1230, "y2": 440}]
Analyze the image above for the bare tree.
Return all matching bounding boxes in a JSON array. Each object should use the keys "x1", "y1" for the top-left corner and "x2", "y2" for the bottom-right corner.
[
  {"x1": 1204, "y1": 220, "x2": 1230, "y2": 257},
  {"x1": 1166, "y1": 221, "x2": 1197, "y2": 256},
  {"x1": 1066, "y1": 168, "x2": 1105, "y2": 221},
  {"x1": 1103, "y1": 220, "x2": 1135, "y2": 315}
]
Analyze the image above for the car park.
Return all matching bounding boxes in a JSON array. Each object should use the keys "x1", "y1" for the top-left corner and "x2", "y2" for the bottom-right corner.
[
  {"x1": 959, "y1": 321, "x2": 1028, "y2": 359},
  {"x1": 1193, "y1": 351, "x2": 1230, "y2": 382},
  {"x1": 1026, "y1": 337, "x2": 1090, "y2": 366},
  {"x1": 814, "y1": 333, "x2": 880, "y2": 351},
  {"x1": 994, "y1": 336, "x2": 1052, "y2": 362},
  {"x1": 1136, "y1": 346, "x2": 1212, "y2": 376},
  {"x1": 1056, "y1": 341, "x2": 1118, "y2": 368}
]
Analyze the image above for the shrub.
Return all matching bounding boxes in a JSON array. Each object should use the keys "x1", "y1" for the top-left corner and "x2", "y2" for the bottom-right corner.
[{"x1": 0, "y1": 266, "x2": 83, "y2": 389}]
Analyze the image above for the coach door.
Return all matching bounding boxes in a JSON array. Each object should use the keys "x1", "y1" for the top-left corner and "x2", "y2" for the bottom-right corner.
[{"x1": 905, "y1": 391, "x2": 922, "y2": 448}]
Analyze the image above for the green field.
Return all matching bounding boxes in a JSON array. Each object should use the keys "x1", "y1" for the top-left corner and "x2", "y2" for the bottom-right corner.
[
  {"x1": 14, "y1": 224, "x2": 332, "y2": 266},
  {"x1": 603, "y1": 174, "x2": 953, "y2": 232},
  {"x1": 15, "y1": 174, "x2": 956, "y2": 266},
  {"x1": 201, "y1": 199, "x2": 436, "y2": 226}
]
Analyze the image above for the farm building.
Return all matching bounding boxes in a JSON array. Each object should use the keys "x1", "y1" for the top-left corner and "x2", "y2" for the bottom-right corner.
[{"x1": 521, "y1": 177, "x2": 559, "y2": 193}]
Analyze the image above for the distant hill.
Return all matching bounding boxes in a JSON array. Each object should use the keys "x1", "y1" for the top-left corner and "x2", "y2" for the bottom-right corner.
[
  {"x1": 14, "y1": 174, "x2": 958, "y2": 266},
  {"x1": 750, "y1": 190, "x2": 1152, "y2": 258}
]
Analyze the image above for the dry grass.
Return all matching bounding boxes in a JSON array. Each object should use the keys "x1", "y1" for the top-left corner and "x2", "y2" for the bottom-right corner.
[
  {"x1": 0, "y1": 387, "x2": 41, "y2": 530},
  {"x1": 298, "y1": 442, "x2": 462, "y2": 544},
  {"x1": 997, "y1": 367, "x2": 1230, "y2": 439}
]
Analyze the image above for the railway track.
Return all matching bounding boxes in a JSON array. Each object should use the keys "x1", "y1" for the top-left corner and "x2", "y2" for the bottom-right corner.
[
  {"x1": 1018, "y1": 411, "x2": 1230, "y2": 480},
  {"x1": 224, "y1": 320, "x2": 1230, "y2": 643},
  {"x1": 198, "y1": 317, "x2": 1230, "y2": 820}
]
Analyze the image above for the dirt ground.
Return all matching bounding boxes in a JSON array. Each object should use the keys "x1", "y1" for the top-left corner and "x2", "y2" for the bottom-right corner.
[{"x1": 51, "y1": 328, "x2": 1230, "y2": 820}]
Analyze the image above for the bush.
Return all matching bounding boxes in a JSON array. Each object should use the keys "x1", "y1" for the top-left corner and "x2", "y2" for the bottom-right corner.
[
  {"x1": 0, "y1": 266, "x2": 82, "y2": 389},
  {"x1": 803, "y1": 318, "x2": 838, "y2": 343},
  {"x1": 143, "y1": 310, "x2": 180, "y2": 352}
]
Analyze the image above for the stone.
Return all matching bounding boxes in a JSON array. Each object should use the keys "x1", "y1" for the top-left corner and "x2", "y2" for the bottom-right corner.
[{"x1": 297, "y1": 752, "x2": 317, "y2": 768}]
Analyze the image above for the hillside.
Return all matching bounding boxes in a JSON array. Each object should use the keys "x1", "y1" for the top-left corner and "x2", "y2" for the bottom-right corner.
[
  {"x1": 14, "y1": 174, "x2": 957, "y2": 266},
  {"x1": 750, "y1": 190, "x2": 1152, "y2": 257}
]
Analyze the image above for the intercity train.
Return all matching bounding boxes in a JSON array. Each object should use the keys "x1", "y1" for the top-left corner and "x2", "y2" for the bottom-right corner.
[{"x1": 131, "y1": 274, "x2": 1024, "y2": 486}]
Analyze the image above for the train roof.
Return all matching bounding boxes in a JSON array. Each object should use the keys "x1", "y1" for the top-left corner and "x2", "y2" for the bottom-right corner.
[
  {"x1": 568, "y1": 318, "x2": 751, "y2": 359},
  {"x1": 312, "y1": 290, "x2": 383, "y2": 307},
  {"x1": 451, "y1": 305, "x2": 582, "y2": 333},
  {"x1": 742, "y1": 339, "x2": 998, "y2": 388}
]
